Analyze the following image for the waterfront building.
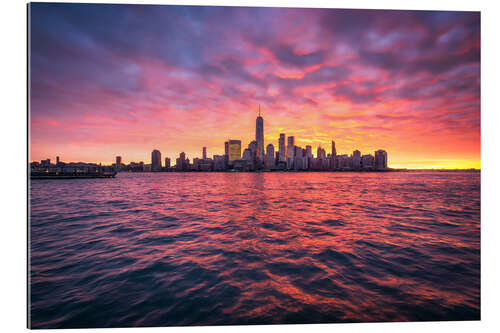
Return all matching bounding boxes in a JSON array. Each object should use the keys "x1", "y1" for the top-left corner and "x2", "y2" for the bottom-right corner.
[
  {"x1": 228, "y1": 140, "x2": 242, "y2": 165},
  {"x1": 197, "y1": 157, "x2": 213, "y2": 171},
  {"x1": 224, "y1": 141, "x2": 229, "y2": 168},
  {"x1": 265, "y1": 143, "x2": 275, "y2": 169},
  {"x1": 279, "y1": 134, "x2": 286, "y2": 162},
  {"x1": 255, "y1": 106, "x2": 264, "y2": 161},
  {"x1": 213, "y1": 155, "x2": 226, "y2": 171},
  {"x1": 352, "y1": 150, "x2": 361, "y2": 169},
  {"x1": 232, "y1": 159, "x2": 251, "y2": 171},
  {"x1": 317, "y1": 146, "x2": 326, "y2": 159},
  {"x1": 151, "y1": 149, "x2": 162, "y2": 171},
  {"x1": 294, "y1": 146, "x2": 302, "y2": 157},
  {"x1": 338, "y1": 154, "x2": 349, "y2": 169},
  {"x1": 176, "y1": 152, "x2": 187, "y2": 171},
  {"x1": 193, "y1": 158, "x2": 200, "y2": 170},
  {"x1": 165, "y1": 157, "x2": 171, "y2": 169},
  {"x1": 306, "y1": 145, "x2": 312, "y2": 158},
  {"x1": 56, "y1": 156, "x2": 60, "y2": 165},
  {"x1": 249, "y1": 140, "x2": 258, "y2": 158},
  {"x1": 294, "y1": 156, "x2": 303, "y2": 170},
  {"x1": 242, "y1": 148, "x2": 253, "y2": 161},
  {"x1": 332, "y1": 141, "x2": 337, "y2": 156},
  {"x1": 116, "y1": 156, "x2": 121, "y2": 166},
  {"x1": 362, "y1": 154, "x2": 374, "y2": 169},
  {"x1": 287, "y1": 136, "x2": 295, "y2": 169},
  {"x1": 202, "y1": 147, "x2": 207, "y2": 160},
  {"x1": 375, "y1": 150, "x2": 388, "y2": 170},
  {"x1": 294, "y1": 148, "x2": 303, "y2": 170}
]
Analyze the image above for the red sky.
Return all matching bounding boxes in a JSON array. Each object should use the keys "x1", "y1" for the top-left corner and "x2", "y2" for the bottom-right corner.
[{"x1": 29, "y1": 4, "x2": 480, "y2": 169}]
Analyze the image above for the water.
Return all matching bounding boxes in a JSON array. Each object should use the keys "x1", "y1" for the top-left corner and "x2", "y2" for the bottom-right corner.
[{"x1": 29, "y1": 172, "x2": 480, "y2": 328}]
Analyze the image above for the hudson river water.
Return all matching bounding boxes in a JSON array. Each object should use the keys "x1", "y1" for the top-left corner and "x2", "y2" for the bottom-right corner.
[{"x1": 29, "y1": 172, "x2": 480, "y2": 328}]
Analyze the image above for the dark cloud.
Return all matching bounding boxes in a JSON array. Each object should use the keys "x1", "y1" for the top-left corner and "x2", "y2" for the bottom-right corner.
[
  {"x1": 269, "y1": 43, "x2": 326, "y2": 67},
  {"x1": 30, "y1": 3, "x2": 480, "y2": 115}
]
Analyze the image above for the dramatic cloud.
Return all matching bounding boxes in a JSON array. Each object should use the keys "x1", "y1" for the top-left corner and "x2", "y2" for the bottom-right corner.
[{"x1": 29, "y1": 3, "x2": 480, "y2": 169}]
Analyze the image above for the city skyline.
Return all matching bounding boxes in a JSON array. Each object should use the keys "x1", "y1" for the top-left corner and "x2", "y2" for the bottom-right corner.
[
  {"x1": 29, "y1": 4, "x2": 480, "y2": 169},
  {"x1": 29, "y1": 104, "x2": 477, "y2": 170},
  {"x1": 31, "y1": 107, "x2": 391, "y2": 172}
]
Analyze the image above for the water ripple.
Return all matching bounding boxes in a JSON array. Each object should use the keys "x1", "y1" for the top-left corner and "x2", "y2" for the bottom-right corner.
[{"x1": 29, "y1": 171, "x2": 480, "y2": 328}]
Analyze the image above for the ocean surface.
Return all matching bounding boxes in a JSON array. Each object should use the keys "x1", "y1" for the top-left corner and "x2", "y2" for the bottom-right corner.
[{"x1": 29, "y1": 171, "x2": 480, "y2": 328}]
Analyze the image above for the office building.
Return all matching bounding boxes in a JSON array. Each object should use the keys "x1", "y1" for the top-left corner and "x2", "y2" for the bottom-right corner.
[
  {"x1": 287, "y1": 136, "x2": 295, "y2": 169},
  {"x1": 317, "y1": 147, "x2": 326, "y2": 159},
  {"x1": 362, "y1": 154, "x2": 374, "y2": 169},
  {"x1": 279, "y1": 134, "x2": 286, "y2": 162},
  {"x1": 332, "y1": 141, "x2": 337, "y2": 156},
  {"x1": 151, "y1": 149, "x2": 162, "y2": 171},
  {"x1": 242, "y1": 148, "x2": 253, "y2": 161},
  {"x1": 249, "y1": 140, "x2": 258, "y2": 158},
  {"x1": 306, "y1": 145, "x2": 312, "y2": 158},
  {"x1": 176, "y1": 152, "x2": 187, "y2": 171},
  {"x1": 213, "y1": 155, "x2": 226, "y2": 171},
  {"x1": 265, "y1": 144, "x2": 275, "y2": 169},
  {"x1": 375, "y1": 150, "x2": 388, "y2": 170},
  {"x1": 203, "y1": 147, "x2": 207, "y2": 160},
  {"x1": 228, "y1": 140, "x2": 242, "y2": 164},
  {"x1": 165, "y1": 157, "x2": 171, "y2": 169},
  {"x1": 352, "y1": 150, "x2": 361, "y2": 169},
  {"x1": 255, "y1": 106, "x2": 264, "y2": 161}
]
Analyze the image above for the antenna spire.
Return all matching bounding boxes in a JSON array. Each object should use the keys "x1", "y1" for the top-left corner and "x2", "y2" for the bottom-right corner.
[{"x1": 258, "y1": 104, "x2": 261, "y2": 117}]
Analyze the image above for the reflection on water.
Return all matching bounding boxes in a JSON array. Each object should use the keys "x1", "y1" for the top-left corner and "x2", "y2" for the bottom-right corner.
[{"x1": 29, "y1": 172, "x2": 480, "y2": 328}]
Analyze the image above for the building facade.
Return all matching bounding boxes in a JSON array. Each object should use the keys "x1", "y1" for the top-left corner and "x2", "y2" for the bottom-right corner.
[
  {"x1": 256, "y1": 111, "x2": 264, "y2": 161},
  {"x1": 228, "y1": 140, "x2": 242, "y2": 164},
  {"x1": 265, "y1": 143, "x2": 275, "y2": 169},
  {"x1": 375, "y1": 150, "x2": 388, "y2": 170},
  {"x1": 287, "y1": 136, "x2": 295, "y2": 169},
  {"x1": 151, "y1": 149, "x2": 162, "y2": 171},
  {"x1": 278, "y1": 133, "x2": 286, "y2": 162}
]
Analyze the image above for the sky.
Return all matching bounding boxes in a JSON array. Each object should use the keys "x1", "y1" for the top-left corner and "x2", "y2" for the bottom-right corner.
[{"x1": 29, "y1": 3, "x2": 480, "y2": 169}]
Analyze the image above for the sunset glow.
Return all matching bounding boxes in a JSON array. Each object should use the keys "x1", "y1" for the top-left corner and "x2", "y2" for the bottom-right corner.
[{"x1": 29, "y1": 4, "x2": 480, "y2": 169}]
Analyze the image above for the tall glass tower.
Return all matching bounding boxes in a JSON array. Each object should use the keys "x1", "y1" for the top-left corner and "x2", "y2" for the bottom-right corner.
[
  {"x1": 255, "y1": 105, "x2": 264, "y2": 161},
  {"x1": 279, "y1": 133, "x2": 286, "y2": 162}
]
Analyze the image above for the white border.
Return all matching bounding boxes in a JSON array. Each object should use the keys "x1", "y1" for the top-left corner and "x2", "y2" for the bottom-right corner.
[{"x1": 1, "y1": 0, "x2": 499, "y2": 332}]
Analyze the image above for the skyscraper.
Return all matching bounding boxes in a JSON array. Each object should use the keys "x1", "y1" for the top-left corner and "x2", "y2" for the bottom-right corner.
[
  {"x1": 165, "y1": 157, "x2": 171, "y2": 169},
  {"x1": 352, "y1": 150, "x2": 361, "y2": 169},
  {"x1": 176, "y1": 152, "x2": 187, "y2": 171},
  {"x1": 249, "y1": 140, "x2": 257, "y2": 159},
  {"x1": 151, "y1": 149, "x2": 161, "y2": 171},
  {"x1": 242, "y1": 148, "x2": 252, "y2": 161},
  {"x1": 228, "y1": 140, "x2": 241, "y2": 164},
  {"x1": 255, "y1": 105, "x2": 264, "y2": 161},
  {"x1": 279, "y1": 133, "x2": 286, "y2": 162},
  {"x1": 265, "y1": 143, "x2": 275, "y2": 168},
  {"x1": 306, "y1": 146, "x2": 312, "y2": 158},
  {"x1": 56, "y1": 156, "x2": 60, "y2": 164},
  {"x1": 287, "y1": 136, "x2": 295, "y2": 169},
  {"x1": 224, "y1": 141, "x2": 229, "y2": 156},
  {"x1": 317, "y1": 146, "x2": 326, "y2": 159},
  {"x1": 202, "y1": 147, "x2": 207, "y2": 160},
  {"x1": 375, "y1": 150, "x2": 388, "y2": 170},
  {"x1": 332, "y1": 141, "x2": 337, "y2": 156},
  {"x1": 115, "y1": 156, "x2": 121, "y2": 166}
]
